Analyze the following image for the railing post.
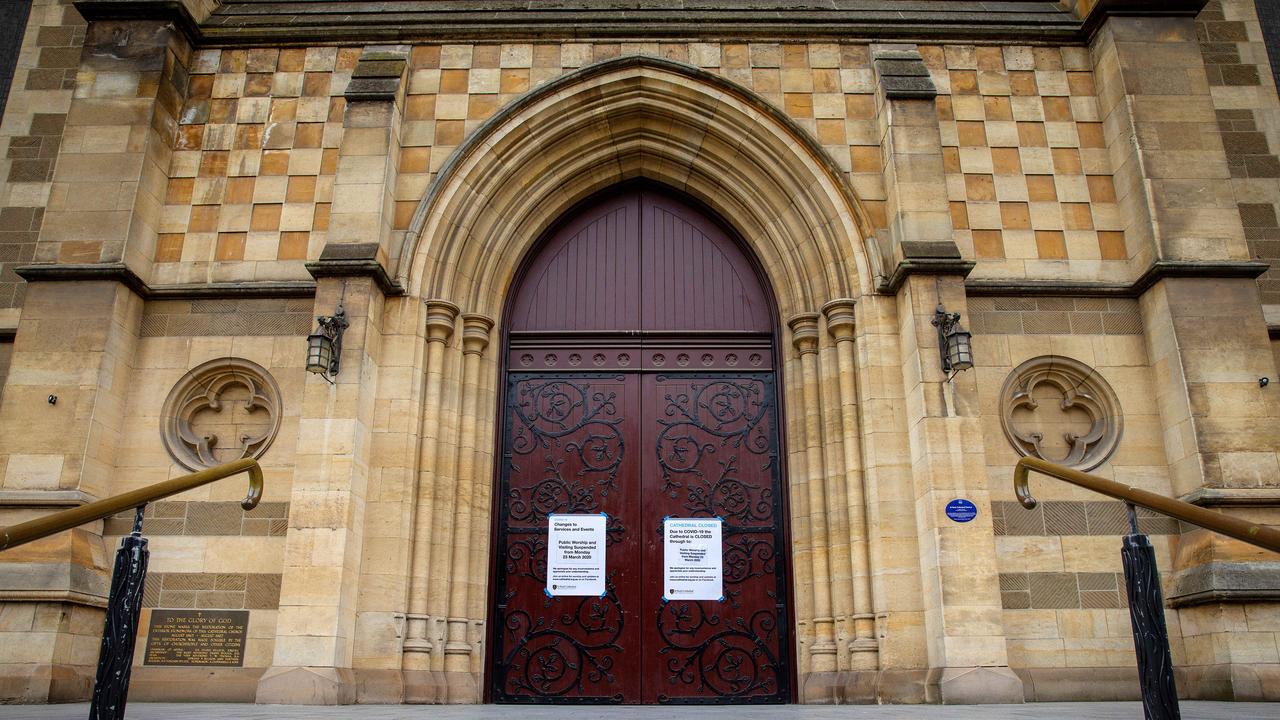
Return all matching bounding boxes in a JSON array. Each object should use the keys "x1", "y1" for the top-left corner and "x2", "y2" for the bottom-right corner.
[
  {"x1": 1120, "y1": 503, "x2": 1180, "y2": 720},
  {"x1": 88, "y1": 505, "x2": 150, "y2": 720}
]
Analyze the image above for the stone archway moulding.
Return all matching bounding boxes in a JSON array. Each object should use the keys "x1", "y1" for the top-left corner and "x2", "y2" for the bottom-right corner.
[
  {"x1": 391, "y1": 54, "x2": 886, "y2": 703},
  {"x1": 398, "y1": 55, "x2": 882, "y2": 317}
]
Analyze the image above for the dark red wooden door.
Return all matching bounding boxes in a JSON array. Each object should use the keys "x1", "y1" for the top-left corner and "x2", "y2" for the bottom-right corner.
[
  {"x1": 491, "y1": 187, "x2": 790, "y2": 704},
  {"x1": 640, "y1": 372, "x2": 787, "y2": 703},
  {"x1": 494, "y1": 372, "x2": 643, "y2": 703}
]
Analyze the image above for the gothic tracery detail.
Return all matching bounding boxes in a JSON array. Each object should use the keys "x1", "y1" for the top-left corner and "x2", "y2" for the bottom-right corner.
[
  {"x1": 161, "y1": 358, "x2": 283, "y2": 471},
  {"x1": 999, "y1": 355, "x2": 1122, "y2": 472}
]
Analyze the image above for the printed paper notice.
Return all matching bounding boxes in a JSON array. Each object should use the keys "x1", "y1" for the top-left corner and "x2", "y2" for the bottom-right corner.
[
  {"x1": 663, "y1": 517, "x2": 724, "y2": 602},
  {"x1": 546, "y1": 513, "x2": 607, "y2": 597}
]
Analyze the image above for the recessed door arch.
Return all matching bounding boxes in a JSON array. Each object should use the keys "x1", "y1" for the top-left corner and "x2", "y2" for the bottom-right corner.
[{"x1": 488, "y1": 183, "x2": 794, "y2": 704}]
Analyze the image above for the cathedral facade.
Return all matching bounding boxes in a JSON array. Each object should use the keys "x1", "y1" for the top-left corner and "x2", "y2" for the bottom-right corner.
[{"x1": 0, "y1": 0, "x2": 1278, "y2": 706}]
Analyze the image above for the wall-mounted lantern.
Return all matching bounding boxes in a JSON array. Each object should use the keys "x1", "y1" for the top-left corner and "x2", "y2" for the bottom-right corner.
[
  {"x1": 306, "y1": 305, "x2": 349, "y2": 382},
  {"x1": 931, "y1": 303, "x2": 973, "y2": 379}
]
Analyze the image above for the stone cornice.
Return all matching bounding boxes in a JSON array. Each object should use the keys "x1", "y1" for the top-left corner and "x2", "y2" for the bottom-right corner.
[
  {"x1": 305, "y1": 259, "x2": 405, "y2": 296},
  {"x1": 1076, "y1": 0, "x2": 1209, "y2": 39},
  {"x1": 0, "y1": 489, "x2": 97, "y2": 507},
  {"x1": 70, "y1": 1, "x2": 1216, "y2": 49},
  {"x1": 15, "y1": 263, "x2": 317, "y2": 300},
  {"x1": 345, "y1": 47, "x2": 411, "y2": 103},
  {"x1": 200, "y1": 4, "x2": 1084, "y2": 46},
  {"x1": 877, "y1": 258, "x2": 977, "y2": 295},
  {"x1": 73, "y1": 0, "x2": 204, "y2": 40},
  {"x1": 1168, "y1": 561, "x2": 1280, "y2": 609},
  {"x1": 871, "y1": 45, "x2": 937, "y2": 100},
  {"x1": 0, "y1": 589, "x2": 109, "y2": 609},
  {"x1": 306, "y1": 243, "x2": 405, "y2": 297},
  {"x1": 16, "y1": 262, "x2": 149, "y2": 296},
  {"x1": 965, "y1": 260, "x2": 1270, "y2": 298},
  {"x1": 1179, "y1": 488, "x2": 1280, "y2": 508}
]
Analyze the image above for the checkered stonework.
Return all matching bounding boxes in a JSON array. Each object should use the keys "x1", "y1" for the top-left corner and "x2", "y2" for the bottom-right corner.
[
  {"x1": 391, "y1": 42, "x2": 892, "y2": 236},
  {"x1": 926, "y1": 44, "x2": 1126, "y2": 267},
  {"x1": 160, "y1": 41, "x2": 1133, "y2": 280},
  {"x1": 158, "y1": 47, "x2": 353, "y2": 280},
  {"x1": 1198, "y1": 0, "x2": 1280, "y2": 303},
  {"x1": 0, "y1": 0, "x2": 84, "y2": 309},
  {"x1": 158, "y1": 43, "x2": 889, "y2": 274}
]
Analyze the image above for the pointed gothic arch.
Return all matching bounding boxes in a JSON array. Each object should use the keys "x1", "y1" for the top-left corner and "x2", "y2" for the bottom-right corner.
[
  {"x1": 399, "y1": 55, "x2": 881, "y2": 319},
  {"x1": 396, "y1": 56, "x2": 883, "y2": 701}
]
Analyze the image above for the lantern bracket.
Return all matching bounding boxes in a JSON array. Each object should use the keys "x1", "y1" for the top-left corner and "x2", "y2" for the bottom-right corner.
[
  {"x1": 306, "y1": 305, "x2": 349, "y2": 383},
  {"x1": 931, "y1": 303, "x2": 973, "y2": 381}
]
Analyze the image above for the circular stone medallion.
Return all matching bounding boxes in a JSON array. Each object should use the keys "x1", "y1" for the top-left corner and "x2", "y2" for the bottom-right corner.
[
  {"x1": 999, "y1": 355, "x2": 1122, "y2": 472},
  {"x1": 161, "y1": 358, "x2": 283, "y2": 471}
]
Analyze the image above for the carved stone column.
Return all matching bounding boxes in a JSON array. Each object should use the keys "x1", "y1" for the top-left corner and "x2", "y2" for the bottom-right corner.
[
  {"x1": 823, "y1": 299, "x2": 879, "y2": 673},
  {"x1": 465, "y1": 333, "x2": 500, "y2": 676},
  {"x1": 870, "y1": 44, "x2": 970, "y2": 291},
  {"x1": 31, "y1": 11, "x2": 189, "y2": 277},
  {"x1": 788, "y1": 313, "x2": 838, "y2": 699},
  {"x1": 402, "y1": 299, "x2": 457, "y2": 702},
  {"x1": 0, "y1": 22, "x2": 187, "y2": 696},
  {"x1": 443, "y1": 313, "x2": 493, "y2": 703},
  {"x1": 0, "y1": 279, "x2": 143, "y2": 702},
  {"x1": 814, "y1": 331, "x2": 857, "y2": 682},
  {"x1": 420, "y1": 339, "x2": 466, "y2": 690},
  {"x1": 1087, "y1": 6, "x2": 1280, "y2": 698},
  {"x1": 848, "y1": 293, "x2": 929, "y2": 702}
]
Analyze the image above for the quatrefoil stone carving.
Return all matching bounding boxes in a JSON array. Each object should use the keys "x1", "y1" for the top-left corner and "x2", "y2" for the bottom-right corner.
[
  {"x1": 161, "y1": 358, "x2": 283, "y2": 471},
  {"x1": 999, "y1": 355, "x2": 1122, "y2": 472}
]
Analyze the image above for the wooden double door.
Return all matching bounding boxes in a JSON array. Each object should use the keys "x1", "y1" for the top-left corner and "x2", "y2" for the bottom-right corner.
[{"x1": 488, "y1": 187, "x2": 792, "y2": 704}]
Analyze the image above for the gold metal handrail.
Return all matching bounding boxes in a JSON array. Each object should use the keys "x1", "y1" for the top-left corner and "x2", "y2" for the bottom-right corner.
[
  {"x1": 1014, "y1": 456, "x2": 1280, "y2": 553},
  {"x1": 0, "y1": 458, "x2": 263, "y2": 552}
]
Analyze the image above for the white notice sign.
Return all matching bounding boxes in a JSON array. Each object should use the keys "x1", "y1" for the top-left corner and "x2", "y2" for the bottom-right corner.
[
  {"x1": 663, "y1": 517, "x2": 724, "y2": 602},
  {"x1": 546, "y1": 513, "x2": 607, "y2": 598}
]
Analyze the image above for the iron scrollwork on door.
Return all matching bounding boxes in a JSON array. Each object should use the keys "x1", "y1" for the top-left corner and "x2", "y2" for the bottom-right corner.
[
  {"x1": 656, "y1": 602, "x2": 781, "y2": 699},
  {"x1": 653, "y1": 374, "x2": 788, "y2": 704},
  {"x1": 510, "y1": 376, "x2": 626, "y2": 499},
  {"x1": 501, "y1": 578, "x2": 628, "y2": 701},
  {"x1": 494, "y1": 374, "x2": 631, "y2": 703}
]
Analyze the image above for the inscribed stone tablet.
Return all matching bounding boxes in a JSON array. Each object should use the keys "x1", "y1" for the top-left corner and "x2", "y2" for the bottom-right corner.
[{"x1": 144, "y1": 609, "x2": 249, "y2": 667}]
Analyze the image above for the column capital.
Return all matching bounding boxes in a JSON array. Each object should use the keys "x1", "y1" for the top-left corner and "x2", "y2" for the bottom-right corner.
[
  {"x1": 821, "y1": 299, "x2": 857, "y2": 342},
  {"x1": 424, "y1": 299, "x2": 460, "y2": 344},
  {"x1": 870, "y1": 44, "x2": 937, "y2": 100},
  {"x1": 344, "y1": 46, "x2": 410, "y2": 104},
  {"x1": 787, "y1": 313, "x2": 821, "y2": 355},
  {"x1": 460, "y1": 313, "x2": 495, "y2": 356}
]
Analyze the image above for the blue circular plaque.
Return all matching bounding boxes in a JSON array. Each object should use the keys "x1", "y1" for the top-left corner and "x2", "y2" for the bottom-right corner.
[{"x1": 945, "y1": 499, "x2": 978, "y2": 523}]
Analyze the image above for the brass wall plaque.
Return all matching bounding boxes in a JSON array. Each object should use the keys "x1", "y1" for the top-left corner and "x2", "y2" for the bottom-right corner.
[{"x1": 143, "y1": 609, "x2": 249, "y2": 667}]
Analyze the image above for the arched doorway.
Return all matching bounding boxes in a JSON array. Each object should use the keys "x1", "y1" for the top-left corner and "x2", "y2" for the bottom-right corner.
[{"x1": 487, "y1": 184, "x2": 794, "y2": 704}]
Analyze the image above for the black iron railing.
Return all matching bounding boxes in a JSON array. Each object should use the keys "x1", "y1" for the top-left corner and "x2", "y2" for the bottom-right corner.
[
  {"x1": 1014, "y1": 456, "x2": 1280, "y2": 720},
  {"x1": 0, "y1": 458, "x2": 264, "y2": 720}
]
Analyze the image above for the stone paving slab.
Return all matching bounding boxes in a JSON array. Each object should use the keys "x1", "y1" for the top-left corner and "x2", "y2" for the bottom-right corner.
[{"x1": 4, "y1": 703, "x2": 1278, "y2": 720}]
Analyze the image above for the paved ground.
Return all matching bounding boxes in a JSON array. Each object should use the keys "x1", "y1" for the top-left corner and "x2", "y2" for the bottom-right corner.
[{"x1": 4, "y1": 702, "x2": 1277, "y2": 720}]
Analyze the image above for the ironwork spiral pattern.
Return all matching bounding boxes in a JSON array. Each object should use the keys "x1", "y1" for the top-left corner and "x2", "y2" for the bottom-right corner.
[
  {"x1": 653, "y1": 375, "x2": 786, "y2": 702},
  {"x1": 497, "y1": 376, "x2": 629, "y2": 702},
  {"x1": 502, "y1": 579, "x2": 627, "y2": 701},
  {"x1": 656, "y1": 603, "x2": 780, "y2": 699},
  {"x1": 494, "y1": 373, "x2": 787, "y2": 703},
  {"x1": 510, "y1": 378, "x2": 625, "y2": 497}
]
